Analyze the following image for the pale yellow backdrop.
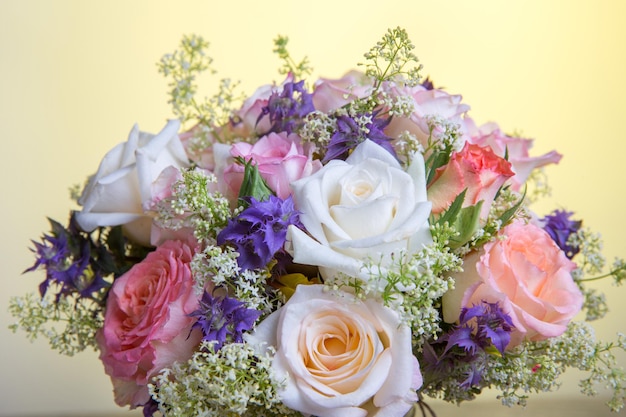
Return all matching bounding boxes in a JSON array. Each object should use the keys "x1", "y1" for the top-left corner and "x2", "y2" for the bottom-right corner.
[{"x1": 1, "y1": 1, "x2": 625, "y2": 416}]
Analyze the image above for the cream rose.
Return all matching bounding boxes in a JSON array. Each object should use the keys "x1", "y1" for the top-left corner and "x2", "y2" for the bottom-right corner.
[
  {"x1": 246, "y1": 284, "x2": 422, "y2": 417},
  {"x1": 287, "y1": 140, "x2": 431, "y2": 283},
  {"x1": 75, "y1": 120, "x2": 190, "y2": 246}
]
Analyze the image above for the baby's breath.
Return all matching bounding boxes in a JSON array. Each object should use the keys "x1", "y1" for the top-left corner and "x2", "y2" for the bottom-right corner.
[
  {"x1": 273, "y1": 35, "x2": 312, "y2": 80},
  {"x1": 158, "y1": 34, "x2": 242, "y2": 129},
  {"x1": 8, "y1": 291, "x2": 103, "y2": 356},
  {"x1": 359, "y1": 27, "x2": 422, "y2": 91},
  {"x1": 150, "y1": 342, "x2": 299, "y2": 417},
  {"x1": 330, "y1": 225, "x2": 462, "y2": 344},
  {"x1": 153, "y1": 169, "x2": 233, "y2": 244},
  {"x1": 191, "y1": 245, "x2": 278, "y2": 315},
  {"x1": 298, "y1": 110, "x2": 336, "y2": 146}
]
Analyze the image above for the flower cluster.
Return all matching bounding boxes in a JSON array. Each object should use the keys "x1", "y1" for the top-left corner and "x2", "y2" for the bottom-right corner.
[{"x1": 10, "y1": 27, "x2": 626, "y2": 417}]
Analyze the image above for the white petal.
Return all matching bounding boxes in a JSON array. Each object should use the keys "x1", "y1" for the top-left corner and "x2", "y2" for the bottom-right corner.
[
  {"x1": 406, "y1": 151, "x2": 428, "y2": 202},
  {"x1": 74, "y1": 212, "x2": 145, "y2": 232},
  {"x1": 287, "y1": 228, "x2": 361, "y2": 279},
  {"x1": 346, "y1": 139, "x2": 400, "y2": 169},
  {"x1": 330, "y1": 196, "x2": 396, "y2": 240}
]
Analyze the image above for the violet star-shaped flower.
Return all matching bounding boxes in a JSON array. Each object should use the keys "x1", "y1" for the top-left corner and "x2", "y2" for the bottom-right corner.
[
  {"x1": 257, "y1": 79, "x2": 315, "y2": 134},
  {"x1": 189, "y1": 291, "x2": 262, "y2": 350},
  {"x1": 323, "y1": 110, "x2": 395, "y2": 162},
  {"x1": 25, "y1": 215, "x2": 118, "y2": 303},
  {"x1": 423, "y1": 301, "x2": 514, "y2": 391},
  {"x1": 541, "y1": 209, "x2": 582, "y2": 259},
  {"x1": 442, "y1": 301, "x2": 514, "y2": 357},
  {"x1": 217, "y1": 195, "x2": 301, "y2": 270}
]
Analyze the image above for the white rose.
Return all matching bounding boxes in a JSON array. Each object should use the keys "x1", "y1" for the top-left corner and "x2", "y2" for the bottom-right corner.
[
  {"x1": 245, "y1": 284, "x2": 422, "y2": 417},
  {"x1": 75, "y1": 120, "x2": 190, "y2": 246},
  {"x1": 287, "y1": 139, "x2": 432, "y2": 283}
]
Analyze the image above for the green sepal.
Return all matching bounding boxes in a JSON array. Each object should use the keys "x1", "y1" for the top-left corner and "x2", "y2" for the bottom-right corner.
[
  {"x1": 432, "y1": 189, "x2": 482, "y2": 249},
  {"x1": 425, "y1": 150, "x2": 451, "y2": 185},
  {"x1": 237, "y1": 157, "x2": 274, "y2": 206},
  {"x1": 498, "y1": 185, "x2": 527, "y2": 226},
  {"x1": 449, "y1": 202, "x2": 483, "y2": 249},
  {"x1": 484, "y1": 344, "x2": 503, "y2": 358}
]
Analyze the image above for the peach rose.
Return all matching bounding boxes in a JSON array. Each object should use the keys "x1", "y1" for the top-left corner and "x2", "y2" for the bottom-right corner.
[
  {"x1": 465, "y1": 118, "x2": 562, "y2": 191},
  {"x1": 442, "y1": 220, "x2": 583, "y2": 348},
  {"x1": 383, "y1": 83, "x2": 470, "y2": 149},
  {"x1": 97, "y1": 240, "x2": 202, "y2": 408},
  {"x1": 312, "y1": 70, "x2": 373, "y2": 113},
  {"x1": 245, "y1": 284, "x2": 422, "y2": 417},
  {"x1": 427, "y1": 142, "x2": 514, "y2": 221}
]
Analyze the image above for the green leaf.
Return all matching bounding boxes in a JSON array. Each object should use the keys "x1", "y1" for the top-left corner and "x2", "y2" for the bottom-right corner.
[
  {"x1": 499, "y1": 185, "x2": 526, "y2": 226},
  {"x1": 449, "y1": 202, "x2": 483, "y2": 249},
  {"x1": 434, "y1": 189, "x2": 467, "y2": 227}
]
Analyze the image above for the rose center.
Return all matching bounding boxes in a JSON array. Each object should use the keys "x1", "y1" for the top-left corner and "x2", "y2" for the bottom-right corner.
[
  {"x1": 348, "y1": 179, "x2": 373, "y2": 200},
  {"x1": 323, "y1": 335, "x2": 346, "y2": 356}
]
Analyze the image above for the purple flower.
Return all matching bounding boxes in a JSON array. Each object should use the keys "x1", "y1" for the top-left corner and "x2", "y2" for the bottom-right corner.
[
  {"x1": 25, "y1": 216, "x2": 108, "y2": 301},
  {"x1": 142, "y1": 398, "x2": 159, "y2": 417},
  {"x1": 257, "y1": 80, "x2": 315, "y2": 134},
  {"x1": 541, "y1": 209, "x2": 582, "y2": 259},
  {"x1": 454, "y1": 301, "x2": 514, "y2": 355},
  {"x1": 217, "y1": 195, "x2": 301, "y2": 270},
  {"x1": 421, "y1": 76, "x2": 435, "y2": 90},
  {"x1": 24, "y1": 213, "x2": 148, "y2": 304},
  {"x1": 323, "y1": 110, "x2": 395, "y2": 162},
  {"x1": 422, "y1": 301, "x2": 514, "y2": 390},
  {"x1": 189, "y1": 291, "x2": 261, "y2": 350}
]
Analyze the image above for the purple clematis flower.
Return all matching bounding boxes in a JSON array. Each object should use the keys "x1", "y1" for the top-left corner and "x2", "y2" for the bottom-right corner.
[
  {"x1": 257, "y1": 79, "x2": 315, "y2": 134},
  {"x1": 323, "y1": 110, "x2": 395, "y2": 162},
  {"x1": 25, "y1": 216, "x2": 108, "y2": 301},
  {"x1": 423, "y1": 301, "x2": 514, "y2": 390},
  {"x1": 217, "y1": 195, "x2": 301, "y2": 270},
  {"x1": 189, "y1": 291, "x2": 261, "y2": 351},
  {"x1": 541, "y1": 209, "x2": 582, "y2": 259}
]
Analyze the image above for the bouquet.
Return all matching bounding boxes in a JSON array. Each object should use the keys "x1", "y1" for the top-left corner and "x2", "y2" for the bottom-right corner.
[{"x1": 10, "y1": 27, "x2": 626, "y2": 417}]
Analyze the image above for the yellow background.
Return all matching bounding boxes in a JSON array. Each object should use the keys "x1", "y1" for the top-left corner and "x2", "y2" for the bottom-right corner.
[{"x1": 1, "y1": 0, "x2": 625, "y2": 415}]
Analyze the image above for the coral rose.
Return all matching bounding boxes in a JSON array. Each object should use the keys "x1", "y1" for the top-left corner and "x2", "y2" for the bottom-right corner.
[{"x1": 427, "y1": 142, "x2": 514, "y2": 221}]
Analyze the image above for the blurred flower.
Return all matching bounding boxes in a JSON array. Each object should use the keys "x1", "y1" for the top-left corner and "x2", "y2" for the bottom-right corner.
[{"x1": 541, "y1": 209, "x2": 582, "y2": 259}]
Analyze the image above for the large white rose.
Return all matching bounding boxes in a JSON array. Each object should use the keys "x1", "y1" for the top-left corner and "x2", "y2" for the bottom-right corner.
[
  {"x1": 75, "y1": 120, "x2": 190, "y2": 246},
  {"x1": 245, "y1": 284, "x2": 422, "y2": 417},
  {"x1": 287, "y1": 139, "x2": 432, "y2": 283}
]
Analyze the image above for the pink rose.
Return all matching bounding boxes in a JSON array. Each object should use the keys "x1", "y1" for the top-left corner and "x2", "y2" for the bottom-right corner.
[
  {"x1": 246, "y1": 284, "x2": 422, "y2": 417},
  {"x1": 97, "y1": 240, "x2": 202, "y2": 408},
  {"x1": 442, "y1": 220, "x2": 583, "y2": 348},
  {"x1": 427, "y1": 142, "x2": 514, "y2": 221},
  {"x1": 465, "y1": 119, "x2": 562, "y2": 191},
  {"x1": 383, "y1": 83, "x2": 470, "y2": 148},
  {"x1": 221, "y1": 132, "x2": 322, "y2": 200},
  {"x1": 312, "y1": 70, "x2": 373, "y2": 113}
]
